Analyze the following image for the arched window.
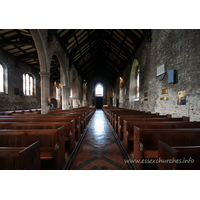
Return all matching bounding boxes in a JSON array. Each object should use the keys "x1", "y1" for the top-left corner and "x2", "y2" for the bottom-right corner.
[
  {"x1": 95, "y1": 83, "x2": 103, "y2": 97},
  {"x1": 56, "y1": 87, "x2": 60, "y2": 100},
  {"x1": 23, "y1": 73, "x2": 35, "y2": 96},
  {"x1": 129, "y1": 59, "x2": 139, "y2": 101},
  {"x1": 69, "y1": 88, "x2": 72, "y2": 98},
  {"x1": 0, "y1": 62, "x2": 8, "y2": 94},
  {"x1": 0, "y1": 64, "x2": 4, "y2": 92},
  {"x1": 136, "y1": 66, "x2": 140, "y2": 99}
]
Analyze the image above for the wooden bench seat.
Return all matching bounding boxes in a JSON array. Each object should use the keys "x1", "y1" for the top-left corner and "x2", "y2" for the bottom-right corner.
[
  {"x1": 40, "y1": 148, "x2": 55, "y2": 159},
  {"x1": 144, "y1": 150, "x2": 158, "y2": 159}
]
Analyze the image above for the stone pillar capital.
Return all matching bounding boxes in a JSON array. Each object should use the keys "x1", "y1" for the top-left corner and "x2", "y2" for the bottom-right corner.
[{"x1": 39, "y1": 71, "x2": 51, "y2": 77}]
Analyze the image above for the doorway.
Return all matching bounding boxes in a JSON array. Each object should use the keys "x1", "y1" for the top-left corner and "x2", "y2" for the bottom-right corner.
[
  {"x1": 116, "y1": 98, "x2": 119, "y2": 107},
  {"x1": 96, "y1": 97, "x2": 103, "y2": 109}
]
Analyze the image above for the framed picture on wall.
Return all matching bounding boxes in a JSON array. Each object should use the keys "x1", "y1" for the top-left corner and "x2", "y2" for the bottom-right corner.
[{"x1": 177, "y1": 91, "x2": 186, "y2": 105}]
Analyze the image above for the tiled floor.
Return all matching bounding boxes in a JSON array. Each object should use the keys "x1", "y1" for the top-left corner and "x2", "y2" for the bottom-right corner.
[{"x1": 69, "y1": 109, "x2": 130, "y2": 170}]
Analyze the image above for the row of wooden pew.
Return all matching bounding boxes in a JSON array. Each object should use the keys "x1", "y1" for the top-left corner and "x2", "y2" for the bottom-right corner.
[
  {"x1": 0, "y1": 107, "x2": 96, "y2": 170},
  {"x1": 0, "y1": 109, "x2": 41, "y2": 115},
  {"x1": 102, "y1": 106, "x2": 200, "y2": 170}
]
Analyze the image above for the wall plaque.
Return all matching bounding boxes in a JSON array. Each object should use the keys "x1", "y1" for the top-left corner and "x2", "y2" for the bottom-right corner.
[
  {"x1": 160, "y1": 97, "x2": 168, "y2": 100},
  {"x1": 144, "y1": 92, "x2": 148, "y2": 97},
  {"x1": 161, "y1": 89, "x2": 168, "y2": 94}
]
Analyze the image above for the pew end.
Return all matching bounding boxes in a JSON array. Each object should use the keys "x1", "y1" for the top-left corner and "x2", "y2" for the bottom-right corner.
[
  {"x1": 0, "y1": 141, "x2": 40, "y2": 170},
  {"x1": 158, "y1": 140, "x2": 200, "y2": 170}
]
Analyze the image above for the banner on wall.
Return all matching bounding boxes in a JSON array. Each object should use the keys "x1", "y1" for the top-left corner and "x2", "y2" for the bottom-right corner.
[{"x1": 177, "y1": 91, "x2": 186, "y2": 105}]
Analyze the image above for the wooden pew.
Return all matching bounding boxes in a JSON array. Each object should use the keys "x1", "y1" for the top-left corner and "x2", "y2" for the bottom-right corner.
[
  {"x1": 158, "y1": 140, "x2": 200, "y2": 170},
  {"x1": 0, "y1": 117, "x2": 77, "y2": 142},
  {"x1": 0, "y1": 106, "x2": 95, "y2": 143},
  {"x1": 134, "y1": 127, "x2": 200, "y2": 170},
  {"x1": 102, "y1": 106, "x2": 171, "y2": 132},
  {"x1": 0, "y1": 141, "x2": 40, "y2": 170},
  {"x1": 48, "y1": 112, "x2": 85, "y2": 134},
  {"x1": 49, "y1": 107, "x2": 95, "y2": 129},
  {"x1": 0, "y1": 127, "x2": 65, "y2": 170},
  {"x1": 112, "y1": 111, "x2": 162, "y2": 128},
  {"x1": 0, "y1": 109, "x2": 41, "y2": 115},
  {"x1": 0, "y1": 106, "x2": 96, "y2": 143},
  {"x1": 118, "y1": 115, "x2": 187, "y2": 140},
  {"x1": 102, "y1": 106, "x2": 158, "y2": 126},
  {"x1": 0, "y1": 120, "x2": 75, "y2": 152},
  {"x1": 123, "y1": 120, "x2": 200, "y2": 153},
  {"x1": 9, "y1": 107, "x2": 95, "y2": 135}
]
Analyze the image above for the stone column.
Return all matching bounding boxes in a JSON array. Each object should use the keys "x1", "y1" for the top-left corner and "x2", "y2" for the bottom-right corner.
[
  {"x1": 82, "y1": 100, "x2": 85, "y2": 107},
  {"x1": 82, "y1": 83, "x2": 87, "y2": 107},
  {"x1": 62, "y1": 85, "x2": 70, "y2": 110},
  {"x1": 39, "y1": 71, "x2": 50, "y2": 114},
  {"x1": 73, "y1": 98, "x2": 78, "y2": 108}
]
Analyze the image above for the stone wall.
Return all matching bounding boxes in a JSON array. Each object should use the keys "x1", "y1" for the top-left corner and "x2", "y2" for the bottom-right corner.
[
  {"x1": 118, "y1": 29, "x2": 200, "y2": 121},
  {"x1": 87, "y1": 76, "x2": 113, "y2": 107},
  {"x1": 0, "y1": 49, "x2": 41, "y2": 111}
]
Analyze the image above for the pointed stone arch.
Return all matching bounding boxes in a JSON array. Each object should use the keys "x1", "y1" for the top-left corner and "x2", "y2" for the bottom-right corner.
[
  {"x1": 30, "y1": 29, "x2": 51, "y2": 114},
  {"x1": 30, "y1": 30, "x2": 50, "y2": 73},
  {"x1": 51, "y1": 52, "x2": 70, "y2": 110}
]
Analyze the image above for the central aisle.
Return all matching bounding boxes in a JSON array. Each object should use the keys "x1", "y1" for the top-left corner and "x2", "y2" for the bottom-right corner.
[{"x1": 69, "y1": 109, "x2": 130, "y2": 170}]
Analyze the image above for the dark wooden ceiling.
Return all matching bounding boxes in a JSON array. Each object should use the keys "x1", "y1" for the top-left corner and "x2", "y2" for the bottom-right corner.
[{"x1": 0, "y1": 29, "x2": 147, "y2": 84}]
